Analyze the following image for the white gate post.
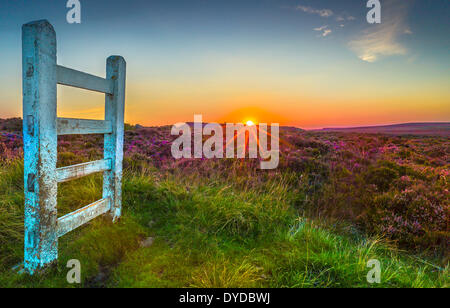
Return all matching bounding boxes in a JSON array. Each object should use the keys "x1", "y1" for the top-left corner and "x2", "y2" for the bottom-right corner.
[
  {"x1": 103, "y1": 56, "x2": 126, "y2": 222},
  {"x1": 22, "y1": 20, "x2": 58, "y2": 274}
]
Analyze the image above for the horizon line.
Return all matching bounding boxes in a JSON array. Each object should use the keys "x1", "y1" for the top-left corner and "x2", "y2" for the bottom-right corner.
[{"x1": 0, "y1": 117, "x2": 449, "y2": 131}]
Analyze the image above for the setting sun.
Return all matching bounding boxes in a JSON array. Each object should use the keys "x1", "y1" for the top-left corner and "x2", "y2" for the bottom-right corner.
[{"x1": 246, "y1": 120, "x2": 255, "y2": 126}]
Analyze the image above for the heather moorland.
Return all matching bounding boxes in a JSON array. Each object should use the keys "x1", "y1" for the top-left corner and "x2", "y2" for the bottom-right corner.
[{"x1": 0, "y1": 118, "x2": 448, "y2": 287}]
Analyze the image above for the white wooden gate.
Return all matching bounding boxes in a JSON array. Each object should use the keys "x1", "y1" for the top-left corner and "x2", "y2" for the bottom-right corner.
[{"x1": 22, "y1": 20, "x2": 126, "y2": 274}]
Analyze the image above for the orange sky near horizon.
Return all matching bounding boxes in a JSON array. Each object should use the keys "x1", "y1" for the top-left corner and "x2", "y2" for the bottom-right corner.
[
  {"x1": 0, "y1": 82, "x2": 448, "y2": 130},
  {"x1": 45, "y1": 76, "x2": 449, "y2": 130},
  {"x1": 0, "y1": 69, "x2": 448, "y2": 130}
]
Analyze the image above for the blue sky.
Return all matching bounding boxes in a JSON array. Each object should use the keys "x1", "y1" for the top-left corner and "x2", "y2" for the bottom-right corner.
[{"x1": 0, "y1": 0, "x2": 449, "y2": 128}]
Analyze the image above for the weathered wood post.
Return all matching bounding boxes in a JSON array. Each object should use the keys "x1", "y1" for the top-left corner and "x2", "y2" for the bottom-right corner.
[
  {"x1": 22, "y1": 20, "x2": 58, "y2": 274},
  {"x1": 103, "y1": 56, "x2": 126, "y2": 222},
  {"x1": 21, "y1": 20, "x2": 126, "y2": 274}
]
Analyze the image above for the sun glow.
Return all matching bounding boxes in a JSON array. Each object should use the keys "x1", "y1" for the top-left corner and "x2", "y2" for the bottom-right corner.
[{"x1": 246, "y1": 120, "x2": 255, "y2": 126}]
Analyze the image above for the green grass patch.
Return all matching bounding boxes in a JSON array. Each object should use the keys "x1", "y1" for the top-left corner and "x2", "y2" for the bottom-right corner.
[{"x1": 0, "y1": 162, "x2": 447, "y2": 288}]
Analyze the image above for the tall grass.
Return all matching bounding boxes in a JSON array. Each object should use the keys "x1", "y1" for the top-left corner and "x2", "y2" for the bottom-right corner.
[
  {"x1": 0, "y1": 160, "x2": 24, "y2": 268},
  {"x1": 0, "y1": 162, "x2": 447, "y2": 288}
]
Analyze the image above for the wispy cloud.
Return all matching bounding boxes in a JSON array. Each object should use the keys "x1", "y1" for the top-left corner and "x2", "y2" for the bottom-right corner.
[
  {"x1": 337, "y1": 15, "x2": 355, "y2": 22},
  {"x1": 404, "y1": 28, "x2": 413, "y2": 35},
  {"x1": 314, "y1": 25, "x2": 328, "y2": 31},
  {"x1": 314, "y1": 25, "x2": 332, "y2": 37},
  {"x1": 295, "y1": 5, "x2": 333, "y2": 18},
  {"x1": 348, "y1": 0, "x2": 412, "y2": 63},
  {"x1": 322, "y1": 29, "x2": 332, "y2": 37}
]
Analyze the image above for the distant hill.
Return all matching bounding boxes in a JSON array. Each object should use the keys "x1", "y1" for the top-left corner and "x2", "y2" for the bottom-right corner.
[
  {"x1": 1, "y1": 118, "x2": 447, "y2": 136},
  {"x1": 315, "y1": 122, "x2": 450, "y2": 136},
  {"x1": 0, "y1": 118, "x2": 22, "y2": 133},
  {"x1": 0, "y1": 118, "x2": 306, "y2": 134},
  {"x1": 184, "y1": 122, "x2": 305, "y2": 132}
]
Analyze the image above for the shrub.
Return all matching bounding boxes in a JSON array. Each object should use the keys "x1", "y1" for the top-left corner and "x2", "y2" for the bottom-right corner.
[
  {"x1": 365, "y1": 166, "x2": 399, "y2": 192},
  {"x1": 367, "y1": 186, "x2": 448, "y2": 250}
]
